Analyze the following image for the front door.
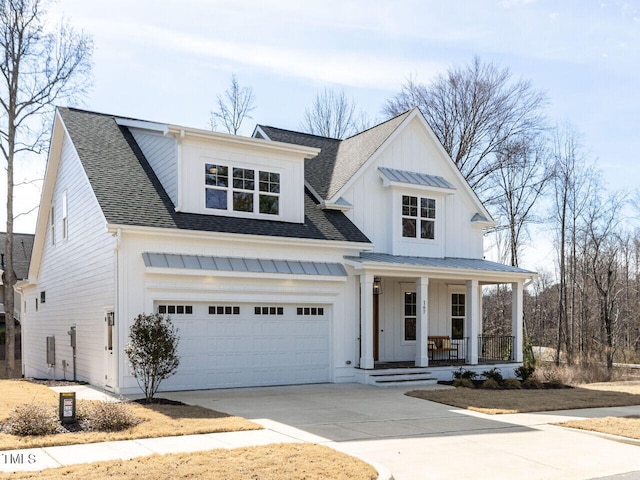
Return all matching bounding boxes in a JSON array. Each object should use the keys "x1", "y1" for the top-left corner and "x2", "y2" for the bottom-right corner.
[{"x1": 104, "y1": 310, "x2": 115, "y2": 390}]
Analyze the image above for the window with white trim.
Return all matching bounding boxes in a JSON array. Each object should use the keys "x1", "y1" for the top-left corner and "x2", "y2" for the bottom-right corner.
[
  {"x1": 158, "y1": 304, "x2": 193, "y2": 315},
  {"x1": 62, "y1": 191, "x2": 68, "y2": 239},
  {"x1": 205, "y1": 163, "x2": 280, "y2": 215},
  {"x1": 404, "y1": 292, "x2": 417, "y2": 341},
  {"x1": 451, "y1": 293, "x2": 465, "y2": 339},
  {"x1": 49, "y1": 205, "x2": 55, "y2": 245},
  {"x1": 402, "y1": 195, "x2": 435, "y2": 240}
]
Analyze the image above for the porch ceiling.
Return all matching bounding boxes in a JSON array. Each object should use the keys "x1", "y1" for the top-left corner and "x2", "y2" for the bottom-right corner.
[{"x1": 344, "y1": 252, "x2": 536, "y2": 281}]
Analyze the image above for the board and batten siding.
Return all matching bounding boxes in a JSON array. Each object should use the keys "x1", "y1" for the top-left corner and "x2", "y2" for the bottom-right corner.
[
  {"x1": 130, "y1": 128, "x2": 178, "y2": 206},
  {"x1": 342, "y1": 117, "x2": 484, "y2": 259},
  {"x1": 22, "y1": 133, "x2": 115, "y2": 386}
]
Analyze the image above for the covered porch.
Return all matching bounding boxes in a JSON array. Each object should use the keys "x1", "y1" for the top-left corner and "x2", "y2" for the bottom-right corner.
[{"x1": 345, "y1": 253, "x2": 535, "y2": 373}]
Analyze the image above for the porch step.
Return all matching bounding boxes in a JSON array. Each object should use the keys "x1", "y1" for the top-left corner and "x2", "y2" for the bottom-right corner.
[{"x1": 366, "y1": 368, "x2": 438, "y2": 387}]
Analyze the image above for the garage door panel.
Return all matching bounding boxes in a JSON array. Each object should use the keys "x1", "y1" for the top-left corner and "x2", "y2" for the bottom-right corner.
[{"x1": 160, "y1": 303, "x2": 330, "y2": 390}]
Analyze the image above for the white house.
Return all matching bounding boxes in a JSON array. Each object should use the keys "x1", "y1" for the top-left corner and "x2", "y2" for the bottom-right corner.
[{"x1": 20, "y1": 107, "x2": 534, "y2": 393}]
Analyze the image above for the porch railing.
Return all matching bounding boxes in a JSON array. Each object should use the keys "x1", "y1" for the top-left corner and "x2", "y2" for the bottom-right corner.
[{"x1": 478, "y1": 335, "x2": 514, "y2": 362}]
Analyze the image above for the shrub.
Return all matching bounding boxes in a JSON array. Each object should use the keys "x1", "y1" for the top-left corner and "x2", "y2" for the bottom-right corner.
[
  {"x1": 452, "y1": 367, "x2": 477, "y2": 381},
  {"x1": 3, "y1": 403, "x2": 60, "y2": 436},
  {"x1": 453, "y1": 378, "x2": 475, "y2": 388},
  {"x1": 125, "y1": 313, "x2": 180, "y2": 402},
  {"x1": 502, "y1": 378, "x2": 521, "y2": 390},
  {"x1": 482, "y1": 367, "x2": 503, "y2": 383},
  {"x1": 514, "y1": 364, "x2": 535, "y2": 382},
  {"x1": 480, "y1": 378, "x2": 500, "y2": 390},
  {"x1": 522, "y1": 378, "x2": 543, "y2": 389},
  {"x1": 81, "y1": 401, "x2": 140, "y2": 432}
]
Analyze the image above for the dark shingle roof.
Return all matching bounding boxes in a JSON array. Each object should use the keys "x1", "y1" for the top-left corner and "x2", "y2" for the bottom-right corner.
[
  {"x1": 57, "y1": 108, "x2": 370, "y2": 244},
  {"x1": 0, "y1": 233, "x2": 34, "y2": 280},
  {"x1": 259, "y1": 110, "x2": 412, "y2": 200}
]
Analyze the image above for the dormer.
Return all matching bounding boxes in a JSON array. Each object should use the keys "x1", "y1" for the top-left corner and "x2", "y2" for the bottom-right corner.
[{"x1": 118, "y1": 118, "x2": 319, "y2": 224}]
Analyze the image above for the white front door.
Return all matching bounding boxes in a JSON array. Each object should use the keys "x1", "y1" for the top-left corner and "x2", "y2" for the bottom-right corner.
[{"x1": 104, "y1": 310, "x2": 115, "y2": 390}]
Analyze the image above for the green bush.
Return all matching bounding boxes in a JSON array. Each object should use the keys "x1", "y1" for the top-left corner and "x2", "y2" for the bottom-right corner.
[
  {"x1": 80, "y1": 401, "x2": 140, "y2": 432},
  {"x1": 482, "y1": 367, "x2": 503, "y2": 383},
  {"x1": 452, "y1": 367, "x2": 477, "y2": 381},
  {"x1": 125, "y1": 313, "x2": 180, "y2": 402},
  {"x1": 514, "y1": 364, "x2": 536, "y2": 382},
  {"x1": 3, "y1": 403, "x2": 60, "y2": 436},
  {"x1": 453, "y1": 378, "x2": 475, "y2": 388},
  {"x1": 480, "y1": 378, "x2": 500, "y2": 390},
  {"x1": 502, "y1": 378, "x2": 522, "y2": 390},
  {"x1": 522, "y1": 378, "x2": 543, "y2": 389}
]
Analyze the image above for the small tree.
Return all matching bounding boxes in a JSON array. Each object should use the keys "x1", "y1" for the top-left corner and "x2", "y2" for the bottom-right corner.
[{"x1": 125, "y1": 313, "x2": 180, "y2": 402}]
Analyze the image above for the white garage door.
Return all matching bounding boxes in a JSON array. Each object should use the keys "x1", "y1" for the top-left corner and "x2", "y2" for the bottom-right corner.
[{"x1": 158, "y1": 302, "x2": 331, "y2": 390}]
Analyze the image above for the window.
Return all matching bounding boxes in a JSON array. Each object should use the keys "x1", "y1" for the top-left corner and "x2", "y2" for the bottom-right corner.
[
  {"x1": 157, "y1": 304, "x2": 193, "y2": 315},
  {"x1": 255, "y1": 306, "x2": 284, "y2": 315},
  {"x1": 205, "y1": 163, "x2": 279, "y2": 216},
  {"x1": 402, "y1": 195, "x2": 435, "y2": 240},
  {"x1": 50, "y1": 205, "x2": 55, "y2": 245},
  {"x1": 451, "y1": 293, "x2": 465, "y2": 339},
  {"x1": 62, "y1": 191, "x2": 68, "y2": 239},
  {"x1": 205, "y1": 164, "x2": 228, "y2": 210},
  {"x1": 296, "y1": 307, "x2": 324, "y2": 316},
  {"x1": 404, "y1": 292, "x2": 416, "y2": 341},
  {"x1": 208, "y1": 306, "x2": 240, "y2": 315}
]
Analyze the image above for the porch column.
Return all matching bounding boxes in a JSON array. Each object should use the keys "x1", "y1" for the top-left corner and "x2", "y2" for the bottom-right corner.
[
  {"x1": 512, "y1": 281, "x2": 524, "y2": 363},
  {"x1": 466, "y1": 279, "x2": 479, "y2": 365},
  {"x1": 415, "y1": 276, "x2": 429, "y2": 367},
  {"x1": 359, "y1": 273, "x2": 375, "y2": 369}
]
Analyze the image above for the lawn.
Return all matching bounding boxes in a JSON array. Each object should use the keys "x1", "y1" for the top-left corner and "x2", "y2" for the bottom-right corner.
[
  {"x1": 407, "y1": 381, "x2": 640, "y2": 415},
  {"x1": 0, "y1": 380, "x2": 260, "y2": 450},
  {"x1": 0, "y1": 443, "x2": 379, "y2": 480}
]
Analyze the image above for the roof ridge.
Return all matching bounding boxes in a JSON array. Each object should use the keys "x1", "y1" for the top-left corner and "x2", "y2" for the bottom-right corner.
[
  {"x1": 342, "y1": 108, "x2": 414, "y2": 141},
  {"x1": 259, "y1": 125, "x2": 342, "y2": 142}
]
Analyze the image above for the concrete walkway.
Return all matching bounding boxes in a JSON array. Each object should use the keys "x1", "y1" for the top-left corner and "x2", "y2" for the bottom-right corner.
[{"x1": 1, "y1": 383, "x2": 640, "y2": 479}]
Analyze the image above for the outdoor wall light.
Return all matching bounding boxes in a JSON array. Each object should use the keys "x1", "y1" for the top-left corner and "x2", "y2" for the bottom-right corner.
[{"x1": 373, "y1": 276, "x2": 383, "y2": 295}]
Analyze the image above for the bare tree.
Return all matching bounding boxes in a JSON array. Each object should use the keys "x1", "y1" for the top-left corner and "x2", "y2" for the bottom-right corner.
[
  {"x1": 384, "y1": 57, "x2": 548, "y2": 196},
  {"x1": 0, "y1": 0, "x2": 92, "y2": 377},
  {"x1": 489, "y1": 138, "x2": 551, "y2": 267},
  {"x1": 301, "y1": 87, "x2": 369, "y2": 139},
  {"x1": 210, "y1": 74, "x2": 255, "y2": 135}
]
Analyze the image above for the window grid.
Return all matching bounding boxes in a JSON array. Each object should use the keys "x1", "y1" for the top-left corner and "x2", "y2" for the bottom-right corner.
[
  {"x1": 254, "y1": 306, "x2": 284, "y2": 315},
  {"x1": 404, "y1": 292, "x2": 417, "y2": 341},
  {"x1": 402, "y1": 195, "x2": 436, "y2": 240},
  {"x1": 157, "y1": 304, "x2": 193, "y2": 315},
  {"x1": 205, "y1": 164, "x2": 279, "y2": 215},
  {"x1": 209, "y1": 306, "x2": 241, "y2": 315},
  {"x1": 296, "y1": 307, "x2": 325, "y2": 316},
  {"x1": 451, "y1": 293, "x2": 465, "y2": 339}
]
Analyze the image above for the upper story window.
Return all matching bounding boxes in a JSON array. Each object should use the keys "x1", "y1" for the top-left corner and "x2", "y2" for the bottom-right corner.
[
  {"x1": 402, "y1": 195, "x2": 435, "y2": 240},
  {"x1": 49, "y1": 205, "x2": 55, "y2": 245},
  {"x1": 62, "y1": 191, "x2": 68, "y2": 239},
  {"x1": 205, "y1": 163, "x2": 279, "y2": 215}
]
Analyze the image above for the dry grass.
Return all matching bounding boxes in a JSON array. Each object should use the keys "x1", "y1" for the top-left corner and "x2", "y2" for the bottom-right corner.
[
  {"x1": 407, "y1": 382, "x2": 640, "y2": 414},
  {"x1": 0, "y1": 380, "x2": 260, "y2": 450},
  {"x1": 0, "y1": 443, "x2": 378, "y2": 480},
  {"x1": 557, "y1": 416, "x2": 640, "y2": 440}
]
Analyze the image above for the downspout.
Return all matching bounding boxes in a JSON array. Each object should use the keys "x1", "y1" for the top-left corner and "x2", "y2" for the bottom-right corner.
[{"x1": 113, "y1": 228, "x2": 122, "y2": 391}]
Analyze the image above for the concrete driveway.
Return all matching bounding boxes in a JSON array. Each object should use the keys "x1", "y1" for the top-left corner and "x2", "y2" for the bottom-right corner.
[{"x1": 162, "y1": 383, "x2": 640, "y2": 480}]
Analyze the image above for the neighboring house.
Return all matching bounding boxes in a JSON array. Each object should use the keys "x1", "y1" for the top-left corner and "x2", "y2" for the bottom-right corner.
[
  {"x1": 21, "y1": 107, "x2": 534, "y2": 393},
  {"x1": 0, "y1": 232, "x2": 35, "y2": 361}
]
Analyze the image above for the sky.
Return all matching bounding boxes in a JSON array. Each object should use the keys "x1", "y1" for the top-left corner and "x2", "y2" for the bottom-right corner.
[{"x1": 4, "y1": 0, "x2": 639, "y2": 272}]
